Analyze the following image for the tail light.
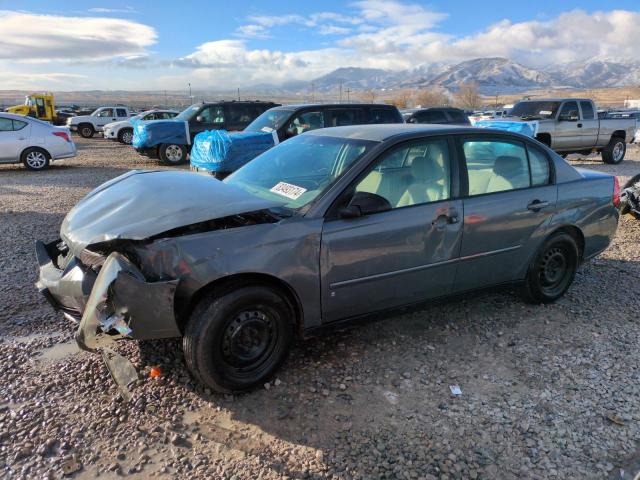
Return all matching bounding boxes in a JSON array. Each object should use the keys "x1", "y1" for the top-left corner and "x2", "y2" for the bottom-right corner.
[
  {"x1": 52, "y1": 131, "x2": 71, "y2": 142},
  {"x1": 613, "y1": 176, "x2": 620, "y2": 208}
]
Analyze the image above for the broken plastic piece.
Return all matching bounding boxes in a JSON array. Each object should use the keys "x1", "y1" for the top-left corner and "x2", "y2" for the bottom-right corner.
[
  {"x1": 149, "y1": 366, "x2": 162, "y2": 379},
  {"x1": 102, "y1": 348, "x2": 139, "y2": 402},
  {"x1": 449, "y1": 385, "x2": 462, "y2": 396}
]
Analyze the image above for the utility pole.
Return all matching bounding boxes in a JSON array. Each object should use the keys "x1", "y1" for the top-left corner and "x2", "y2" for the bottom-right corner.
[
  {"x1": 164, "y1": 90, "x2": 167, "y2": 107},
  {"x1": 346, "y1": 88, "x2": 351, "y2": 103},
  {"x1": 339, "y1": 81, "x2": 343, "y2": 103},
  {"x1": 311, "y1": 82, "x2": 316, "y2": 103},
  {"x1": 495, "y1": 91, "x2": 499, "y2": 109},
  {"x1": 237, "y1": 88, "x2": 240, "y2": 101}
]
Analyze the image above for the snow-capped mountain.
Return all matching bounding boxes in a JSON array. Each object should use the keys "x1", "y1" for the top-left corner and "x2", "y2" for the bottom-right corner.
[{"x1": 309, "y1": 57, "x2": 640, "y2": 93}]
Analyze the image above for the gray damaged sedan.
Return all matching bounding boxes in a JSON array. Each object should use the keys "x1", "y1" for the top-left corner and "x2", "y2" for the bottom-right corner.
[{"x1": 36, "y1": 125, "x2": 620, "y2": 393}]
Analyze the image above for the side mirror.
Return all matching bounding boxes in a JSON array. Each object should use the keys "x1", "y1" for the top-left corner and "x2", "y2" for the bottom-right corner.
[
  {"x1": 407, "y1": 117, "x2": 417, "y2": 124},
  {"x1": 338, "y1": 191, "x2": 391, "y2": 218},
  {"x1": 196, "y1": 115, "x2": 204, "y2": 123}
]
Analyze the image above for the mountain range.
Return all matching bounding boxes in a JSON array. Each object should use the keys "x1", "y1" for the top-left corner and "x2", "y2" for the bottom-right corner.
[{"x1": 307, "y1": 57, "x2": 640, "y2": 94}]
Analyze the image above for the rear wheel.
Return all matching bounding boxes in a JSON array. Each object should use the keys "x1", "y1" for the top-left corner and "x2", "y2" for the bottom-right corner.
[
  {"x1": 118, "y1": 128, "x2": 133, "y2": 144},
  {"x1": 521, "y1": 232, "x2": 579, "y2": 304},
  {"x1": 159, "y1": 143, "x2": 187, "y2": 165},
  {"x1": 183, "y1": 285, "x2": 294, "y2": 393},
  {"x1": 21, "y1": 147, "x2": 50, "y2": 171},
  {"x1": 78, "y1": 124, "x2": 94, "y2": 138},
  {"x1": 602, "y1": 137, "x2": 626, "y2": 164}
]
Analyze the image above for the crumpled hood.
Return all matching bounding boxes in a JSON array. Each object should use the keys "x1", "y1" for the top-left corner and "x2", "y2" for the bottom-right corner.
[{"x1": 61, "y1": 170, "x2": 279, "y2": 256}]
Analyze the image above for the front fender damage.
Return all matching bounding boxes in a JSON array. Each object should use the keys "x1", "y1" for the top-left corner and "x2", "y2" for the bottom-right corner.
[{"x1": 77, "y1": 252, "x2": 179, "y2": 400}]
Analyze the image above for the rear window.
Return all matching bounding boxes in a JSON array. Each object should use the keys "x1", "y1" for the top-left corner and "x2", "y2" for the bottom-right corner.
[
  {"x1": 369, "y1": 108, "x2": 400, "y2": 124},
  {"x1": 448, "y1": 110, "x2": 469, "y2": 124},
  {"x1": 580, "y1": 101, "x2": 595, "y2": 120}
]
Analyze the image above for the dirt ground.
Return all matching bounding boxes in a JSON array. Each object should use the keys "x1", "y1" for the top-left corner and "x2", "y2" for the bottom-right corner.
[{"x1": 1, "y1": 136, "x2": 639, "y2": 479}]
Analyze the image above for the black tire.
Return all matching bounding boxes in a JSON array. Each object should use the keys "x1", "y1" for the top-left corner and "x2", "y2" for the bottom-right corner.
[
  {"x1": 21, "y1": 147, "x2": 50, "y2": 171},
  {"x1": 184, "y1": 285, "x2": 294, "y2": 393},
  {"x1": 159, "y1": 143, "x2": 187, "y2": 165},
  {"x1": 117, "y1": 128, "x2": 133, "y2": 145},
  {"x1": 521, "y1": 232, "x2": 579, "y2": 304},
  {"x1": 602, "y1": 137, "x2": 626, "y2": 164},
  {"x1": 78, "y1": 124, "x2": 94, "y2": 138}
]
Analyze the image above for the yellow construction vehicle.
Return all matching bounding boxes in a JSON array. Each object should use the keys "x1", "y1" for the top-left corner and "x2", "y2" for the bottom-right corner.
[{"x1": 6, "y1": 93, "x2": 61, "y2": 124}]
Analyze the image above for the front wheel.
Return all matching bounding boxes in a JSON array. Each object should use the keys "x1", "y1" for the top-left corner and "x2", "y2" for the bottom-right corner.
[
  {"x1": 78, "y1": 124, "x2": 94, "y2": 138},
  {"x1": 159, "y1": 143, "x2": 187, "y2": 165},
  {"x1": 183, "y1": 285, "x2": 294, "y2": 393},
  {"x1": 602, "y1": 137, "x2": 626, "y2": 164},
  {"x1": 118, "y1": 128, "x2": 133, "y2": 144},
  {"x1": 521, "y1": 232, "x2": 579, "y2": 304},
  {"x1": 22, "y1": 147, "x2": 50, "y2": 171}
]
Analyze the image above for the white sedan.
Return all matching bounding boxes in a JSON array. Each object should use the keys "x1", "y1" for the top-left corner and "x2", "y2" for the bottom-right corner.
[
  {"x1": 0, "y1": 113, "x2": 76, "y2": 171},
  {"x1": 103, "y1": 109, "x2": 178, "y2": 144}
]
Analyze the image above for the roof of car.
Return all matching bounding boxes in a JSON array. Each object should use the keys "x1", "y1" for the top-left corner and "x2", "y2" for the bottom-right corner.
[
  {"x1": 517, "y1": 98, "x2": 592, "y2": 103},
  {"x1": 401, "y1": 107, "x2": 463, "y2": 113},
  {"x1": 270, "y1": 103, "x2": 398, "y2": 111},
  {"x1": 306, "y1": 124, "x2": 491, "y2": 142},
  {"x1": 0, "y1": 112, "x2": 32, "y2": 121}
]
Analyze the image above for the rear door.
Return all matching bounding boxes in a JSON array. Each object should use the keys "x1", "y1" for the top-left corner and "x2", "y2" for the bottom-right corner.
[
  {"x1": 320, "y1": 136, "x2": 463, "y2": 322},
  {"x1": 224, "y1": 103, "x2": 256, "y2": 131},
  {"x1": 578, "y1": 101, "x2": 598, "y2": 148},
  {"x1": 453, "y1": 136, "x2": 557, "y2": 292},
  {"x1": 0, "y1": 117, "x2": 30, "y2": 162},
  {"x1": 553, "y1": 101, "x2": 581, "y2": 150}
]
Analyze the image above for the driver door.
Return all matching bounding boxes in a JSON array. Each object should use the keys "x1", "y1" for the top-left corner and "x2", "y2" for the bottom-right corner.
[
  {"x1": 320, "y1": 136, "x2": 463, "y2": 323},
  {"x1": 96, "y1": 108, "x2": 115, "y2": 127},
  {"x1": 191, "y1": 105, "x2": 225, "y2": 136}
]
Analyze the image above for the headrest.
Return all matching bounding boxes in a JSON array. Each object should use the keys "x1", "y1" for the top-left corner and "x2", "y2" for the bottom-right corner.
[
  {"x1": 494, "y1": 156, "x2": 523, "y2": 178},
  {"x1": 411, "y1": 155, "x2": 442, "y2": 181}
]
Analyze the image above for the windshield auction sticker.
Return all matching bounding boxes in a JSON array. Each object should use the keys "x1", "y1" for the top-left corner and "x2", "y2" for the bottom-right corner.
[{"x1": 270, "y1": 182, "x2": 307, "y2": 200}]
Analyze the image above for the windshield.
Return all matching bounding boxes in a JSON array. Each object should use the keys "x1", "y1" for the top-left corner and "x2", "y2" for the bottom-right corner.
[
  {"x1": 175, "y1": 105, "x2": 201, "y2": 121},
  {"x1": 245, "y1": 109, "x2": 293, "y2": 132},
  {"x1": 510, "y1": 101, "x2": 561, "y2": 119},
  {"x1": 225, "y1": 134, "x2": 377, "y2": 210}
]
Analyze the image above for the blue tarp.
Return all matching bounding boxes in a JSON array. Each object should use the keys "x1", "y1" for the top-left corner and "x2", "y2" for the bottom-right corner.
[
  {"x1": 190, "y1": 130, "x2": 277, "y2": 173},
  {"x1": 132, "y1": 119, "x2": 190, "y2": 149},
  {"x1": 474, "y1": 120, "x2": 538, "y2": 138}
]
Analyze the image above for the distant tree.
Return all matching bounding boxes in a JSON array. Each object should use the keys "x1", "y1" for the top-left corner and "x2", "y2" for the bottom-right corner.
[
  {"x1": 414, "y1": 88, "x2": 449, "y2": 107},
  {"x1": 455, "y1": 81, "x2": 481, "y2": 110},
  {"x1": 387, "y1": 91, "x2": 411, "y2": 108},
  {"x1": 359, "y1": 89, "x2": 376, "y2": 103}
]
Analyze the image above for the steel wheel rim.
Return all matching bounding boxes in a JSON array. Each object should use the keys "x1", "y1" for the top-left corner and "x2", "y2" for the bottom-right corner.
[
  {"x1": 221, "y1": 309, "x2": 277, "y2": 370},
  {"x1": 81, "y1": 127, "x2": 92, "y2": 137},
  {"x1": 122, "y1": 131, "x2": 133, "y2": 144},
  {"x1": 26, "y1": 151, "x2": 46, "y2": 169},
  {"x1": 613, "y1": 142, "x2": 624, "y2": 162},
  {"x1": 165, "y1": 145, "x2": 183, "y2": 162},
  {"x1": 538, "y1": 246, "x2": 571, "y2": 296}
]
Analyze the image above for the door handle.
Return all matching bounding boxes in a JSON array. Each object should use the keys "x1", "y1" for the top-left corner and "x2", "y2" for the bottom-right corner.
[
  {"x1": 431, "y1": 213, "x2": 459, "y2": 228},
  {"x1": 527, "y1": 200, "x2": 549, "y2": 211},
  {"x1": 577, "y1": 123, "x2": 583, "y2": 128}
]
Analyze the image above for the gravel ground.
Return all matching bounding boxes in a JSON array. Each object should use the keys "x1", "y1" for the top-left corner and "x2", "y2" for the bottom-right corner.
[{"x1": 1, "y1": 137, "x2": 639, "y2": 480}]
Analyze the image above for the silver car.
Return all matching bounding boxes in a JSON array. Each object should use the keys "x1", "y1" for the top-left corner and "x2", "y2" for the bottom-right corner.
[
  {"x1": 36, "y1": 125, "x2": 619, "y2": 393},
  {"x1": 0, "y1": 113, "x2": 76, "y2": 170}
]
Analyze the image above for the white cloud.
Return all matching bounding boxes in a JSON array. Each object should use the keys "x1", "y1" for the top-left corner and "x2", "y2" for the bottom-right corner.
[
  {"x1": 0, "y1": 10, "x2": 157, "y2": 62},
  {"x1": 87, "y1": 6, "x2": 137, "y2": 14},
  {"x1": 181, "y1": 4, "x2": 640, "y2": 88},
  {"x1": 0, "y1": 71, "x2": 89, "y2": 89}
]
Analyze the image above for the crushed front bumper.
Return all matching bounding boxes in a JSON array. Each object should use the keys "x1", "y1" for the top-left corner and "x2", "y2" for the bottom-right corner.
[{"x1": 35, "y1": 240, "x2": 181, "y2": 348}]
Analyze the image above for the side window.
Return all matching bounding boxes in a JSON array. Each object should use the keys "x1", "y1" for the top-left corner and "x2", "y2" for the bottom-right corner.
[
  {"x1": 558, "y1": 102, "x2": 579, "y2": 121},
  {"x1": 0, "y1": 118, "x2": 13, "y2": 131},
  {"x1": 227, "y1": 104, "x2": 255, "y2": 124},
  {"x1": 422, "y1": 110, "x2": 447, "y2": 124},
  {"x1": 288, "y1": 111, "x2": 324, "y2": 134},
  {"x1": 166, "y1": 112, "x2": 178, "y2": 119},
  {"x1": 370, "y1": 108, "x2": 398, "y2": 124},
  {"x1": 463, "y1": 140, "x2": 530, "y2": 195},
  {"x1": 329, "y1": 109, "x2": 362, "y2": 127},
  {"x1": 116, "y1": 108, "x2": 127, "y2": 117},
  {"x1": 356, "y1": 138, "x2": 450, "y2": 208},
  {"x1": 580, "y1": 101, "x2": 595, "y2": 120},
  {"x1": 198, "y1": 106, "x2": 225, "y2": 124},
  {"x1": 448, "y1": 110, "x2": 468, "y2": 124},
  {"x1": 97, "y1": 108, "x2": 114, "y2": 117},
  {"x1": 527, "y1": 146, "x2": 550, "y2": 186},
  {"x1": 143, "y1": 113, "x2": 155, "y2": 120},
  {"x1": 12, "y1": 120, "x2": 27, "y2": 131}
]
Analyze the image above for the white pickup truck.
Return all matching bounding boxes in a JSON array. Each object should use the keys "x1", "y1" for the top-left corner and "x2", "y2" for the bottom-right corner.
[
  {"x1": 507, "y1": 98, "x2": 636, "y2": 164},
  {"x1": 67, "y1": 106, "x2": 131, "y2": 138}
]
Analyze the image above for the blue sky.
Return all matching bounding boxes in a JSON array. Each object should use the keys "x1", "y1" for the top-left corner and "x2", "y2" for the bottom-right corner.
[{"x1": 1, "y1": 0, "x2": 639, "y2": 90}]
